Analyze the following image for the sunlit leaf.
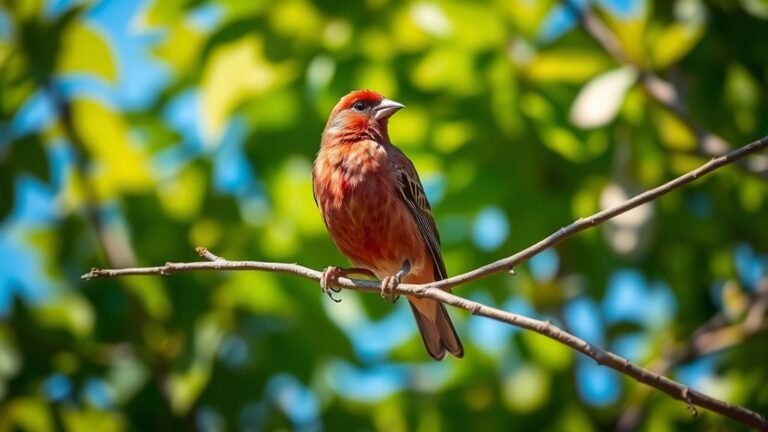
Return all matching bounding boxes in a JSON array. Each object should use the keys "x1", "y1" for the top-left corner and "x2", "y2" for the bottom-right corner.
[
  {"x1": 442, "y1": 2, "x2": 505, "y2": 52},
  {"x1": 522, "y1": 331, "x2": 573, "y2": 371},
  {"x1": 157, "y1": 164, "x2": 206, "y2": 220},
  {"x1": 488, "y1": 55, "x2": 523, "y2": 137},
  {"x1": 650, "y1": 22, "x2": 704, "y2": 69},
  {"x1": 124, "y1": 276, "x2": 171, "y2": 320},
  {"x1": 389, "y1": 105, "x2": 429, "y2": 148},
  {"x1": 268, "y1": 0, "x2": 323, "y2": 41},
  {"x1": 34, "y1": 293, "x2": 94, "y2": 338},
  {"x1": 61, "y1": 407, "x2": 125, "y2": 432},
  {"x1": 524, "y1": 50, "x2": 612, "y2": 83},
  {"x1": 502, "y1": 0, "x2": 556, "y2": 38},
  {"x1": 136, "y1": 0, "x2": 187, "y2": 29},
  {"x1": 270, "y1": 156, "x2": 325, "y2": 236},
  {"x1": 200, "y1": 35, "x2": 296, "y2": 141},
  {"x1": 602, "y1": 12, "x2": 649, "y2": 66},
  {"x1": 3, "y1": 397, "x2": 53, "y2": 432},
  {"x1": 502, "y1": 364, "x2": 550, "y2": 412},
  {"x1": 569, "y1": 66, "x2": 637, "y2": 129},
  {"x1": 152, "y1": 22, "x2": 204, "y2": 73},
  {"x1": 0, "y1": 333, "x2": 21, "y2": 379},
  {"x1": 70, "y1": 98, "x2": 154, "y2": 199},
  {"x1": 354, "y1": 62, "x2": 398, "y2": 100},
  {"x1": 653, "y1": 108, "x2": 696, "y2": 151},
  {"x1": 411, "y1": 49, "x2": 481, "y2": 94},
  {"x1": 56, "y1": 21, "x2": 117, "y2": 82},
  {"x1": 433, "y1": 121, "x2": 473, "y2": 153},
  {"x1": 214, "y1": 271, "x2": 297, "y2": 315}
]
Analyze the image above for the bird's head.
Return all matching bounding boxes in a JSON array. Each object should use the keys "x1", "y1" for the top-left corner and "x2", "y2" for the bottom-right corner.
[{"x1": 323, "y1": 89, "x2": 404, "y2": 143}]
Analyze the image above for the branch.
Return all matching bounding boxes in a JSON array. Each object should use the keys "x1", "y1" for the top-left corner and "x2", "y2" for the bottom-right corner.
[
  {"x1": 87, "y1": 247, "x2": 768, "y2": 430},
  {"x1": 616, "y1": 278, "x2": 768, "y2": 431},
  {"x1": 83, "y1": 137, "x2": 768, "y2": 429}
]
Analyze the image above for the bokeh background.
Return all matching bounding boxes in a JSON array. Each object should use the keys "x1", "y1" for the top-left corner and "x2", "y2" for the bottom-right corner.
[{"x1": 1, "y1": 0, "x2": 768, "y2": 430}]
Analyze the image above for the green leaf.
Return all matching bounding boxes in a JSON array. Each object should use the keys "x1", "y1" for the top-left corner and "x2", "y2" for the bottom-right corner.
[
  {"x1": 56, "y1": 21, "x2": 117, "y2": 82},
  {"x1": 651, "y1": 22, "x2": 704, "y2": 69},
  {"x1": 524, "y1": 50, "x2": 612, "y2": 83},
  {"x1": 4, "y1": 134, "x2": 50, "y2": 182}
]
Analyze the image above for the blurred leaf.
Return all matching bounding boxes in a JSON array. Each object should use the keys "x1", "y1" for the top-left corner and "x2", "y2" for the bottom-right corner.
[
  {"x1": 442, "y1": 2, "x2": 506, "y2": 52},
  {"x1": 0, "y1": 160, "x2": 15, "y2": 220},
  {"x1": 389, "y1": 105, "x2": 429, "y2": 148},
  {"x1": 433, "y1": 121, "x2": 473, "y2": 153},
  {"x1": 602, "y1": 10, "x2": 649, "y2": 66},
  {"x1": 56, "y1": 21, "x2": 117, "y2": 82},
  {"x1": 2, "y1": 133, "x2": 50, "y2": 182},
  {"x1": 522, "y1": 331, "x2": 573, "y2": 371},
  {"x1": 34, "y1": 293, "x2": 95, "y2": 338},
  {"x1": 157, "y1": 164, "x2": 206, "y2": 220},
  {"x1": 0, "y1": 333, "x2": 21, "y2": 379},
  {"x1": 124, "y1": 276, "x2": 172, "y2": 320},
  {"x1": 168, "y1": 315, "x2": 225, "y2": 414},
  {"x1": 502, "y1": 364, "x2": 550, "y2": 413},
  {"x1": 503, "y1": 0, "x2": 556, "y2": 38},
  {"x1": 488, "y1": 55, "x2": 523, "y2": 137},
  {"x1": 213, "y1": 272, "x2": 297, "y2": 315},
  {"x1": 724, "y1": 63, "x2": 759, "y2": 134},
  {"x1": 269, "y1": 156, "x2": 324, "y2": 236},
  {"x1": 70, "y1": 98, "x2": 154, "y2": 198},
  {"x1": 152, "y1": 22, "x2": 204, "y2": 73},
  {"x1": 200, "y1": 35, "x2": 296, "y2": 141},
  {"x1": 653, "y1": 108, "x2": 696, "y2": 151},
  {"x1": 1, "y1": 397, "x2": 53, "y2": 432},
  {"x1": 569, "y1": 66, "x2": 637, "y2": 129},
  {"x1": 539, "y1": 125, "x2": 607, "y2": 162},
  {"x1": 411, "y1": 49, "x2": 481, "y2": 94},
  {"x1": 524, "y1": 50, "x2": 612, "y2": 83},
  {"x1": 61, "y1": 407, "x2": 125, "y2": 432},
  {"x1": 6, "y1": 0, "x2": 44, "y2": 20},
  {"x1": 650, "y1": 22, "x2": 704, "y2": 69},
  {"x1": 136, "y1": 0, "x2": 187, "y2": 29},
  {"x1": 268, "y1": 0, "x2": 323, "y2": 41}
]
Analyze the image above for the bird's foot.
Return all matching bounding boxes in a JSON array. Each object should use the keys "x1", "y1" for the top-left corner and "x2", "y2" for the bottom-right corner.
[
  {"x1": 320, "y1": 267, "x2": 376, "y2": 303},
  {"x1": 380, "y1": 274, "x2": 401, "y2": 304}
]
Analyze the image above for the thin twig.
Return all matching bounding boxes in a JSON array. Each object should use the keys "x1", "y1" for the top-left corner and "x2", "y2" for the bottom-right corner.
[
  {"x1": 616, "y1": 279, "x2": 768, "y2": 431},
  {"x1": 83, "y1": 137, "x2": 768, "y2": 430}
]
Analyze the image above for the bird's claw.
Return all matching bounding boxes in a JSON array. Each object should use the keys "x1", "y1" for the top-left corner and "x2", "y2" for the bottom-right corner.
[
  {"x1": 320, "y1": 267, "x2": 377, "y2": 303},
  {"x1": 380, "y1": 274, "x2": 401, "y2": 304},
  {"x1": 321, "y1": 266, "x2": 344, "y2": 303}
]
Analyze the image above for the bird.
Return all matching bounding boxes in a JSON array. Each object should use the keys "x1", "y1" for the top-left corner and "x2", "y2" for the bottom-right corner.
[{"x1": 312, "y1": 89, "x2": 463, "y2": 360}]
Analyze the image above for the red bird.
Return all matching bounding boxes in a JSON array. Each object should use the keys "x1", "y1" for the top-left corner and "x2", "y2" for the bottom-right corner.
[{"x1": 312, "y1": 89, "x2": 463, "y2": 360}]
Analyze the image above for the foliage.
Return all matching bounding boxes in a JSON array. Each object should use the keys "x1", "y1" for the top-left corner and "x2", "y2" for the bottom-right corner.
[{"x1": 1, "y1": 0, "x2": 767, "y2": 430}]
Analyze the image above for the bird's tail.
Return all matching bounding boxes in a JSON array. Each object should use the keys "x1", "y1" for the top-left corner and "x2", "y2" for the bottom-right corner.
[{"x1": 408, "y1": 298, "x2": 463, "y2": 360}]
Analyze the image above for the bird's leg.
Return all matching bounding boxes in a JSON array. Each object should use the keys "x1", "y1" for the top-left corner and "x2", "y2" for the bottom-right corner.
[
  {"x1": 320, "y1": 266, "x2": 377, "y2": 303},
  {"x1": 380, "y1": 260, "x2": 411, "y2": 304}
]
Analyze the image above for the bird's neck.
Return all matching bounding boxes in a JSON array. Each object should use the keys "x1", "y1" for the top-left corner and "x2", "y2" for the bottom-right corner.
[{"x1": 322, "y1": 122, "x2": 390, "y2": 147}]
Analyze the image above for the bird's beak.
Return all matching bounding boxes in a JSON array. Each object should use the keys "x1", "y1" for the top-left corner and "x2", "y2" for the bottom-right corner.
[{"x1": 374, "y1": 98, "x2": 404, "y2": 121}]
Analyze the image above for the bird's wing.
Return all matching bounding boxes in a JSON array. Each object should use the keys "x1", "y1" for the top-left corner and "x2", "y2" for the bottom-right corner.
[{"x1": 392, "y1": 148, "x2": 447, "y2": 281}]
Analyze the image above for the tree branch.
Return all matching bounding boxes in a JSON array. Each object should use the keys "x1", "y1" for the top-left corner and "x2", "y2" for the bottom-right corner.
[
  {"x1": 82, "y1": 137, "x2": 768, "y2": 429},
  {"x1": 616, "y1": 277, "x2": 768, "y2": 431}
]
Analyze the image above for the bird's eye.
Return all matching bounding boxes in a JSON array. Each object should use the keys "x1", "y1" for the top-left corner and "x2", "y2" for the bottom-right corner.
[{"x1": 352, "y1": 101, "x2": 366, "y2": 111}]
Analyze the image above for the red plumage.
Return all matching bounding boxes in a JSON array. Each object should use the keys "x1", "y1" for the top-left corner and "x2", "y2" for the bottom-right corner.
[{"x1": 313, "y1": 90, "x2": 463, "y2": 360}]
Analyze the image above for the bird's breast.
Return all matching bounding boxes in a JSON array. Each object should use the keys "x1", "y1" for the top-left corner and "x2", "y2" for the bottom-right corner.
[{"x1": 313, "y1": 142, "x2": 427, "y2": 278}]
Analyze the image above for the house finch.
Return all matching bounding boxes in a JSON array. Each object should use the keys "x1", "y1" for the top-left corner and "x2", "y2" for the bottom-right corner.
[{"x1": 312, "y1": 89, "x2": 463, "y2": 360}]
